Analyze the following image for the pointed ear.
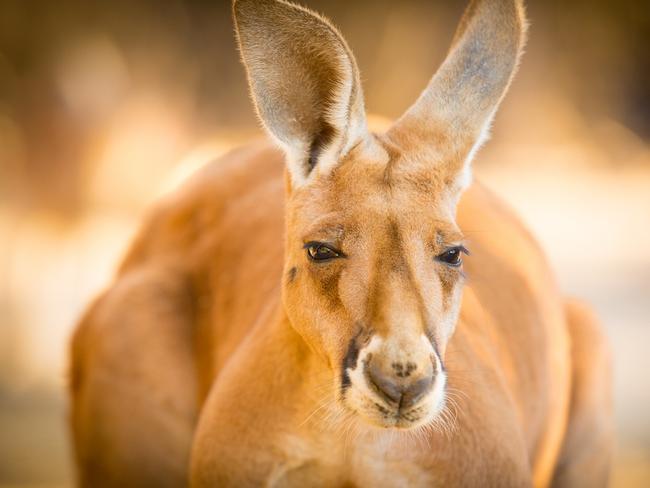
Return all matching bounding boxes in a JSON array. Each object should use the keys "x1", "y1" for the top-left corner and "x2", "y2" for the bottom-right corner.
[
  {"x1": 388, "y1": 0, "x2": 527, "y2": 193},
  {"x1": 234, "y1": 0, "x2": 368, "y2": 187}
]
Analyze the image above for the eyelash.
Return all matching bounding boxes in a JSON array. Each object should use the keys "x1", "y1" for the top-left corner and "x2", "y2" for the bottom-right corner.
[
  {"x1": 304, "y1": 242, "x2": 344, "y2": 262},
  {"x1": 435, "y1": 245, "x2": 469, "y2": 267}
]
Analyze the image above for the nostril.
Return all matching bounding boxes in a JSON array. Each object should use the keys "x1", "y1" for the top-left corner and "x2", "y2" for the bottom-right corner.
[
  {"x1": 392, "y1": 361, "x2": 417, "y2": 378},
  {"x1": 367, "y1": 364, "x2": 403, "y2": 404},
  {"x1": 367, "y1": 360, "x2": 436, "y2": 410},
  {"x1": 401, "y1": 375, "x2": 434, "y2": 410}
]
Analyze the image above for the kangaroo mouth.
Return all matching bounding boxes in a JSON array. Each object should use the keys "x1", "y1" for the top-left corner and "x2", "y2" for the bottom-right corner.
[
  {"x1": 344, "y1": 372, "x2": 447, "y2": 430},
  {"x1": 340, "y1": 336, "x2": 448, "y2": 430}
]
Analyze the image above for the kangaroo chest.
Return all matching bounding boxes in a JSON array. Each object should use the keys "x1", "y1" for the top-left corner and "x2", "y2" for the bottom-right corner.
[{"x1": 268, "y1": 434, "x2": 437, "y2": 488}]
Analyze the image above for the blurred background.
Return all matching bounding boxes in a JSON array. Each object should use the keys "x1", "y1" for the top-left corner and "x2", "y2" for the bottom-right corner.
[{"x1": 0, "y1": 0, "x2": 648, "y2": 486}]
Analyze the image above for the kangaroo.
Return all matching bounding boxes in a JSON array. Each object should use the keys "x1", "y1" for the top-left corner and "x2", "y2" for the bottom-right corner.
[{"x1": 69, "y1": 0, "x2": 613, "y2": 486}]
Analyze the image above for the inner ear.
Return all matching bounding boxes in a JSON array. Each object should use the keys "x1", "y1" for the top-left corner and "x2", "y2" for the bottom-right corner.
[
  {"x1": 308, "y1": 123, "x2": 337, "y2": 174},
  {"x1": 234, "y1": 0, "x2": 368, "y2": 186}
]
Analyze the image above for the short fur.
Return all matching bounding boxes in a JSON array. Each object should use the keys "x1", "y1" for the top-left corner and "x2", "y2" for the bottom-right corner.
[{"x1": 69, "y1": 1, "x2": 612, "y2": 487}]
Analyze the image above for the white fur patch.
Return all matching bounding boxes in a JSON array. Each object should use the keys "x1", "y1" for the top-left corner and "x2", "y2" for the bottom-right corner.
[
  {"x1": 347, "y1": 335, "x2": 383, "y2": 400},
  {"x1": 459, "y1": 107, "x2": 497, "y2": 191},
  {"x1": 428, "y1": 339, "x2": 447, "y2": 418}
]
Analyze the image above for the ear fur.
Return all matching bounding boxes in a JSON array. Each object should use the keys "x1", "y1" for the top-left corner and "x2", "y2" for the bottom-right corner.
[
  {"x1": 388, "y1": 0, "x2": 528, "y2": 194},
  {"x1": 233, "y1": 0, "x2": 368, "y2": 187}
]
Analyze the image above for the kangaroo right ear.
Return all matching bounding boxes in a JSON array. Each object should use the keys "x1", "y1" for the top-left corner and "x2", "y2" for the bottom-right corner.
[
  {"x1": 234, "y1": 0, "x2": 368, "y2": 187},
  {"x1": 388, "y1": 0, "x2": 527, "y2": 198}
]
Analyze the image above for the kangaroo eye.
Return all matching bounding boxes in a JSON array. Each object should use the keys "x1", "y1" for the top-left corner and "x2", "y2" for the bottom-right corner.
[
  {"x1": 436, "y1": 246, "x2": 468, "y2": 267},
  {"x1": 305, "y1": 242, "x2": 342, "y2": 262}
]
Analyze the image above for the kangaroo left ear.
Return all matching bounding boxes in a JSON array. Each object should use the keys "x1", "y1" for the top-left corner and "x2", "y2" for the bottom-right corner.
[
  {"x1": 388, "y1": 0, "x2": 528, "y2": 197},
  {"x1": 234, "y1": 0, "x2": 368, "y2": 188}
]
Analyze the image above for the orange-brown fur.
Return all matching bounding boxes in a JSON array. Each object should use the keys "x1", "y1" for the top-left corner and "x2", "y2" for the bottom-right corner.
[{"x1": 69, "y1": 0, "x2": 612, "y2": 486}]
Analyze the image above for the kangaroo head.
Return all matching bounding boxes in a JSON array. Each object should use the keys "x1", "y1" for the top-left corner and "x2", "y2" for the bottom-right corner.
[{"x1": 234, "y1": 0, "x2": 526, "y2": 429}]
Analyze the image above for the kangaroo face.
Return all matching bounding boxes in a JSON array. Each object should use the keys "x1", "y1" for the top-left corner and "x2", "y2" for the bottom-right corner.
[
  {"x1": 282, "y1": 138, "x2": 467, "y2": 428},
  {"x1": 234, "y1": 0, "x2": 526, "y2": 429}
]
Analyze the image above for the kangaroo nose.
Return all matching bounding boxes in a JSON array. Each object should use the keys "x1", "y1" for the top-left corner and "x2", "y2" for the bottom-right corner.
[{"x1": 367, "y1": 360, "x2": 434, "y2": 410}]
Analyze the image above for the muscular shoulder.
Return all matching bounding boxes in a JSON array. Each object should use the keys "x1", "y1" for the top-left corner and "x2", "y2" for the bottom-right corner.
[{"x1": 118, "y1": 141, "x2": 285, "y2": 274}]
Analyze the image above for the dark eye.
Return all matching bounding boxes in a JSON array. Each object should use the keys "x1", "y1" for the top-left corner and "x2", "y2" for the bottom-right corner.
[
  {"x1": 436, "y1": 246, "x2": 468, "y2": 267},
  {"x1": 305, "y1": 242, "x2": 342, "y2": 262}
]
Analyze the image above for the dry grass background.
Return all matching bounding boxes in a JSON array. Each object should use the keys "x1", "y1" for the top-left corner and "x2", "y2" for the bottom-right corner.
[{"x1": 0, "y1": 0, "x2": 649, "y2": 486}]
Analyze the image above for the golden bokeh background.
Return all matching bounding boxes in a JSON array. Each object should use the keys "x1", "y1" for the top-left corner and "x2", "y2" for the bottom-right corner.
[{"x1": 0, "y1": 0, "x2": 649, "y2": 486}]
